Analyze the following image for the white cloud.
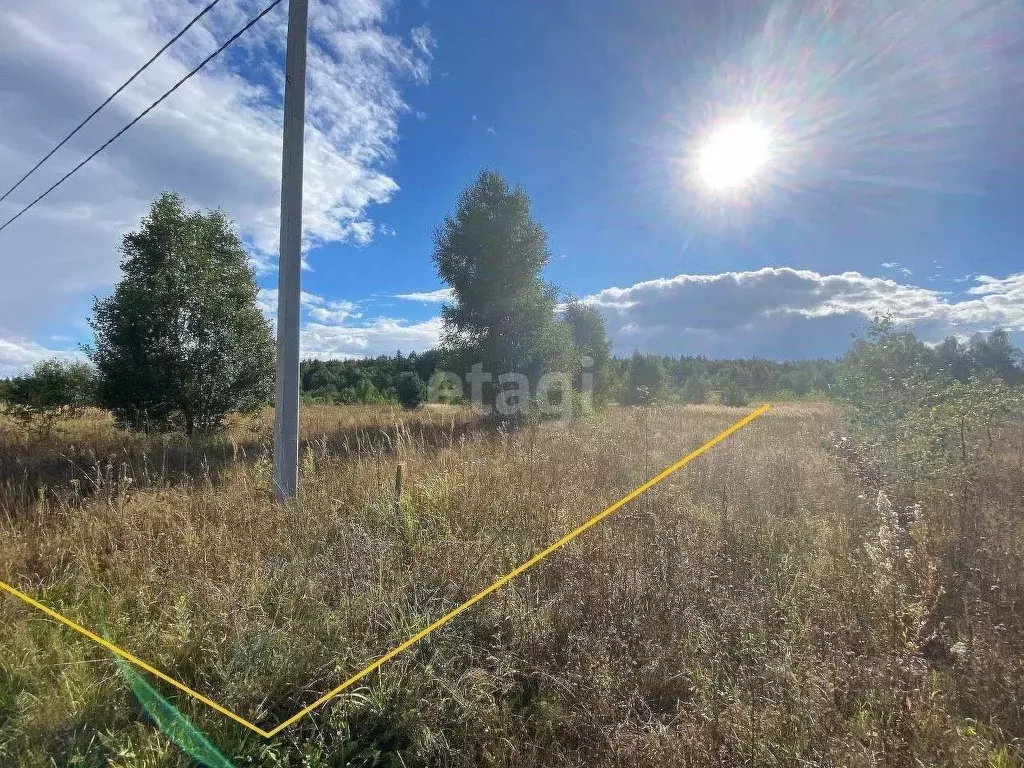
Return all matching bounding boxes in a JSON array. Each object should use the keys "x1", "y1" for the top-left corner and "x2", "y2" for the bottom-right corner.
[
  {"x1": 394, "y1": 287, "x2": 452, "y2": 303},
  {"x1": 0, "y1": 0, "x2": 432, "y2": 337},
  {"x1": 308, "y1": 302, "x2": 360, "y2": 324},
  {"x1": 968, "y1": 274, "x2": 1024, "y2": 297},
  {"x1": 256, "y1": 288, "x2": 355, "y2": 318},
  {"x1": 301, "y1": 316, "x2": 442, "y2": 358},
  {"x1": 585, "y1": 268, "x2": 1024, "y2": 359},
  {"x1": 0, "y1": 339, "x2": 85, "y2": 378},
  {"x1": 256, "y1": 288, "x2": 439, "y2": 359},
  {"x1": 410, "y1": 24, "x2": 436, "y2": 58}
]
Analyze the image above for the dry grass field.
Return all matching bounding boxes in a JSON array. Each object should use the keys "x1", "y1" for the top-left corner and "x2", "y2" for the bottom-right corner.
[{"x1": 0, "y1": 402, "x2": 1022, "y2": 767}]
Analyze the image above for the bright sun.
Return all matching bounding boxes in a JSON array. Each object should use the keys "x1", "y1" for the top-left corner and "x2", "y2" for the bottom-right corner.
[{"x1": 696, "y1": 118, "x2": 772, "y2": 191}]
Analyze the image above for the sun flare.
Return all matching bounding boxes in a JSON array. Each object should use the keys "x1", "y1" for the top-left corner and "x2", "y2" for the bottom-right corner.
[{"x1": 696, "y1": 118, "x2": 772, "y2": 191}]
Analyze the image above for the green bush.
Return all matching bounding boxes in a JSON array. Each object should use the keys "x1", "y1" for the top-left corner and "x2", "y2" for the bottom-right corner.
[
  {"x1": 679, "y1": 376, "x2": 709, "y2": 404},
  {"x1": 1, "y1": 359, "x2": 97, "y2": 436},
  {"x1": 721, "y1": 383, "x2": 749, "y2": 407},
  {"x1": 395, "y1": 372, "x2": 427, "y2": 410}
]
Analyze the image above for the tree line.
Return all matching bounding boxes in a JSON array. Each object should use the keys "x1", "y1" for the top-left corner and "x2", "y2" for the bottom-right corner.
[
  {"x1": 283, "y1": 327, "x2": 1024, "y2": 408},
  {"x1": 292, "y1": 351, "x2": 838, "y2": 407},
  {"x1": 300, "y1": 352, "x2": 440, "y2": 407},
  {"x1": 1, "y1": 173, "x2": 1022, "y2": 434},
  {"x1": 6, "y1": 319, "x2": 1020, "y2": 423}
]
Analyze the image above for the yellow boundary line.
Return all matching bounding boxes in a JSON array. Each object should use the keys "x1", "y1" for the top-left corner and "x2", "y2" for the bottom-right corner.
[{"x1": 0, "y1": 403, "x2": 769, "y2": 738}]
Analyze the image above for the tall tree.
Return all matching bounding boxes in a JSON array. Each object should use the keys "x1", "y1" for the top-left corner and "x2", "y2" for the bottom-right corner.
[
  {"x1": 626, "y1": 352, "x2": 665, "y2": 404},
  {"x1": 433, "y1": 170, "x2": 571, "y2": 405},
  {"x1": 967, "y1": 329, "x2": 1022, "y2": 383},
  {"x1": 562, "y1": 300, "x2": 612, "y2": 405},
  {"x1": 836, "y1": 316, "x2": 941, "y2": 434},
  {"x1": 87, "y1": 193, "x2": 274, "y2": 434}
]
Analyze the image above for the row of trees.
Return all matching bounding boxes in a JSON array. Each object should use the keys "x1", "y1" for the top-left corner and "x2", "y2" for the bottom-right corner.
[
  {"x1": 7, "y1": 322, "x2": 1019, "y2": 426},
  {"x1": 838, "y1": 319, "x2": 1024, "y2": 437},
  {"x1": 3, "y1": 176, "x2": 1022, "y2": 433},
  {"x1": 294, "y1": 350, "x2": 837, "y2": 407},
  {"x1": 295, "y1": 326, "x2": 1022, "y2": 409},
  {"x1": 300, "y1": 352, "x2": 440, "y2": 407},
  {"x1": 609, "y1": 353, "x2": 837, "y2": 406}
]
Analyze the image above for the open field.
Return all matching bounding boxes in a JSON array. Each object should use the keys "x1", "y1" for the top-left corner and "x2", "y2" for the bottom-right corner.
[{"x1": 1, "y1": 403, "x2": 1022, "y2": 767}]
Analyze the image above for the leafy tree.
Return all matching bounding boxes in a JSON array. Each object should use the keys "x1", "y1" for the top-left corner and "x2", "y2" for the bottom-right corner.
[
  {"x1": 932, "y1": 336, "x2": 972, "y2": 381},
  {"x1": 395, "y1": 372, "x2": 427, "y2": 410},
  {"x1": 720, "y1": 382, "x2": 750, "y2": 407},
  {"x1": 679, "y1": 375, "x2": 709, "y2": 404},
  {"x1": 835, "y1": 316, "x2": 940, "y2": 434},
  {"x1": 561, "y1": 300, "x2": 612, "y2": 406},
  {"x1": 626, "y1": 352, "x2": 664, "y2": 404},
  {"x1": 432, "y1": 170, "x2": 572, "y2": 410},
  {"x1": 1, "y1": 359, "x2": 97, "y2": 436},
  {"x1": 967, "y1": 329, "x2": 1022, "y2": 383},
  {"x1": 749, "y1": 359, "x2": 772, "y2": 392},
  {"x1": 87, "y1": 193, "x2": 274, "y2": 434},
  {"x1": 355, "y1": 378, "x2": 384, "y2": 404}
]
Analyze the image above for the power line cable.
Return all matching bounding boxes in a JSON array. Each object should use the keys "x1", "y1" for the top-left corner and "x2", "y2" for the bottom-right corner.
[
  {"x1": 0, "y1": 0, "x2": 225, "y2": 204},
  {"x1": 0, "y1": 0, "x2": 285, "y2": 236}
]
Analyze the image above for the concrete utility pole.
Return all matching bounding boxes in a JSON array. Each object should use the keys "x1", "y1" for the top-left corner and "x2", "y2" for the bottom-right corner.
[{"x1": 273, "y1": 0, "x2": 309, "y2": 501}]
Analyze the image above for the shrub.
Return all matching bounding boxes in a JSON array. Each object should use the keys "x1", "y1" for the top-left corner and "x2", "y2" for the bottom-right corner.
[
  {"x1": 395, "y1": 372, "x2": 427, "y2": 410},
  {"x1": 721, "y1": 383, "x2": 749, "y2": 407},
  {"x1": 679, "y1": 375, "x2": 709, "y2": 404},
  {"x1": 1, "y1": 359, "x2": 97, "y2": 437}
]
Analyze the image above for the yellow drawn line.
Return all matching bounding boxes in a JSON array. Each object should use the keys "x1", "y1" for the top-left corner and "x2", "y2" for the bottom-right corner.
[
  {"x1": 1, "y1": 403, "x2": 769, "y2": 738},
  {"x1": 0, "y1": 577, "x2": 274, "y2": 736}
]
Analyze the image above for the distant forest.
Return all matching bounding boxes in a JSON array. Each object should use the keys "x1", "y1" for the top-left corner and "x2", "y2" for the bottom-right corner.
[
  {"x1": 3, "y1": 328, "x2": 1019, "y2": 415},
  {"x1": 301, "y1": 351, "x2": 442, "y2": 405},
  {"x1": 299, "y1": 350, "x2": 837, "y2": 407},
  {"x1": 299, "y1": 327, "x2": 1023, "y2": 408}
]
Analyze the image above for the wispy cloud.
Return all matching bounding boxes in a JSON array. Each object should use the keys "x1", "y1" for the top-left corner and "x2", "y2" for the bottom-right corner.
[
  {"x1": 881, "y1": 261, "x2": 912, "y2": 276},
  {"x1": 394, "y1": 287, "x2": 453, "y2": 302},
  {"x1": 0, "y1": 0, "x2": 433, "y2": 338},
  {"x1": 256, "y1": 288, "x2": 440, "y2": 359}
]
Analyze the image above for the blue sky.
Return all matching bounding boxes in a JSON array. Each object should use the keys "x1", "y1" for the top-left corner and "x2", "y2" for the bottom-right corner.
[{"x1": 1, "y1": 0, "x2": 1022, "y2": 373}]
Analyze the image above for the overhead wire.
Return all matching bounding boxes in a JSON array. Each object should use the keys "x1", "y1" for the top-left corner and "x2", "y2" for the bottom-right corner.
[
  {"x1": 0, "y1": 0, "x2": 285, "y2": 236},
  {"x1": 0, "y1": 0, "x2": 226, "y2": 204}
]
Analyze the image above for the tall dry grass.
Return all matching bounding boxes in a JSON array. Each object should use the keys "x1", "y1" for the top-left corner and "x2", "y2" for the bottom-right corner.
[{"x1": 0, "y1": 403, "x2": 1021, "y2": 766}]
